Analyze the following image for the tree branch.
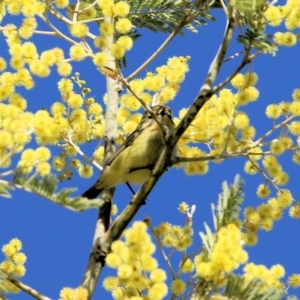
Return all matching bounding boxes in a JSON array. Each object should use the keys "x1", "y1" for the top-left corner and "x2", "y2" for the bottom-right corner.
[
  {"x1": 119, "y1": 75, "x2": 168, "y2": 135},
  {"x1": 7, "y1": 277, "x2": 51, "y2": 300},
  {"x1": 98, "y1": 145, "x2": 168, "y2": 251},
  {"x1": 80, "y1": 14, "x2": 121, "y2": 298},
  {"x1": 43, "y1": 5, "x2": 97, "y2": 40},
  {"x1": 64, "y1": 134, "x2": 103, "y2": 171},
  {"x1": 126, "y1": 10, "x2": 200, "y2": 81},
  {"x1": 81, "y1": 189, "x2": 115, "y2": 296},
  {"x1": 172, "y1": 151, "x2": 264, "y2": 164},
  {"x1": 169, "y1": 10, "x2": 237, "y2": 151},
  {"x1": 148, "y1": 223, "x2": 176, "y2": 279},
  {"x1": 251, "y1": 115, "x2": 294, "y2": 148}
]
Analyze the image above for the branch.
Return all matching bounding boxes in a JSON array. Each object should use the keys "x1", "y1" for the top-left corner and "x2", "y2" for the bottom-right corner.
[
  {"x1": 81, "y1": 189, "x2": 114, "y2": 296},
  {"x1": 81, "y1": 150, "x2": 167, "y2": 298},
  {"x1": 64, "y1": 134, "x2": 103, "y2": 171},
  {"x1": 126, "y1": 9, "x2": 199, "y2": 81},
  {"x1": 251, "y1": 115, "x2": 294, "y2": 148},
  {"x1": 148, "y1": 223, "x2": 176, "y2": 279},
  {"x1": 169, "y1": 10, "x2": 237, "y2": 150},
  {"x1": 172, "y1": 150, "x2": 264, "y2": 164},
  {"x1": 0, "y1": 170, "x2": 14, "y2": 178},
  {"x1": 247, "y1": 156, "x2": 281, "y2": 192},
  {"x1": 39, "y1": 13, "x2": 80, "y2": 45},
  {"x1": 33, "y1": 30, "x2": 57, "y2": 35},
  {"x1": 119, "y1": 75, "x2": 168, "y2": 135},
  {"x1": 72, "y1": 0, "x2": 81, "y2": 23},
  {"x1": 81, "y1": 14, "x2": 121, "y2": 298},
  {"x1": 78, "y1": 17, "x2": 104, "y2": 23},
  {"x1": 82, "y1": 145, "x2": 170, "y2": 292},
  {"x1": 210, "y1": 51, "x2": 260, "y2": 94},
  {"x1": 43, "y1": 5, "x2": 97, "y2": 40},
  {"x1": 78, "y1": 0, "x2": 98, "y2": 12},
  {"x1": 7, "y1": 277, "x2": 51, "y2": 300},
  {"x1": 102, "y1": 145, "x2": 168, "y2": 246}
]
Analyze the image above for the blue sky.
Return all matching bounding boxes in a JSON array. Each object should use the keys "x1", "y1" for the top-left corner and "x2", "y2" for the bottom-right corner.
[{"x1": 1, "y1": 3, "x2": 300, "y2": 299}]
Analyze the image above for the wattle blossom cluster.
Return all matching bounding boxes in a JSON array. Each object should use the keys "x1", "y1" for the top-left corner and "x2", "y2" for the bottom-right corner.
[
  {"x1": 0, "y1": 238, "x2": 27, "y2": 295},
  {"x1": 195, "y1": 224, "x2": 248, "y2": 282},
  {"x1": 174, "y1": 72, "x2": 258, "y2": 176},
  {"x1": 92, "y1": 0, "x2": 133, "y2": 66},
  {"x1": 103, "y1": 221, "x2": 168, "y2": 300},
  {"x1": 264, "y1": 0, "x2": 300, "y2": 47},
  {"x1": 116, "y1": 56, "x2": 190, "y2": 148},
  {"x1": 59, "y1": 286, "x2": 88, "y2": 300}
]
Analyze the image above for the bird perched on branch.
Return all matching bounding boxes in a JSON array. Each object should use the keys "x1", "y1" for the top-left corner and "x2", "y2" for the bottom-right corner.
[{"x1": 81, "y1": 105, "x2": 175, "y2": 199}]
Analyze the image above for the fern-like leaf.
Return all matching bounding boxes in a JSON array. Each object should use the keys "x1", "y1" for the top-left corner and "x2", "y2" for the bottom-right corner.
[
  {"x1": 225, "y1": 275, "x2": 286, "y2": 300},
  {"x1": 215, "y1": 174, "x2": 244, "y2": 229},
  {"x1": 13, "y1": 169, "x2": 100, "y2": 211},
  {"x1": 128, "y1": 0, "x2": 213, "y2": 34}
]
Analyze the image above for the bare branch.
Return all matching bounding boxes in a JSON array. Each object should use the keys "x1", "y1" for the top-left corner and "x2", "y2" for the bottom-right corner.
[
  {"x1": 7, "y1": 277, "x2": 51, "y2": 300},
  {"x1": 247, "y1": 156, "x2": 281, "y2": 192},
  {"x1": 79, "y1": 0, "x2": 98, "y2": 12},
  {"x1": 251, "y1": 115, "x2": 294, "y2": 148},
  {"x1": 33, "y1": 30, "x2": 57, "y2": 35},
  {"x1": 148, "y1": 223, "x2": 176, "y2": 279},
  {"x1": 39, "y1": 13, "x2": 80, "y2": 45},
  {"x1": 119, "y1": 75, "x2": 168, "y2": 135},
  {"x1": 211, "y1": 52, "x2": 260, "y2": 94},
  {"x1": 172, "y1": 151, "x2": 264, "y2": 164},
  {"x1": 126, "y1": 10, "x2": 200, "y2": 82},
  {"x1": 73, "y1": 0, "x2": 81, "y2": 23},
  {"x1": 170, "y1": 10, "x2": 237, "y2": 150},
  {"x1": 0, "y1": 170, "x2": 14, "y2": 178},
  {"x1": 102, "y1": 145, "x2": 167, "y2": 246},
  {"x1": 64, "y1": 134, "x2": 103, "y2": 171},
  {"x1": 81, "y1": 189, "x2": 115, "y2": 297},
  {"x1": 43, "y1": 5, "x2": 97, "y2": 40},
  {"x1": 81, "y1": 14, "x2": 120, "y2": 298}
]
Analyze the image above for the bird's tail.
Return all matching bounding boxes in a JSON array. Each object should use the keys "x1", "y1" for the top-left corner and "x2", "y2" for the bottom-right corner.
[{"x1": 81, "y1": 184, "x2": 103, "y2": 199}]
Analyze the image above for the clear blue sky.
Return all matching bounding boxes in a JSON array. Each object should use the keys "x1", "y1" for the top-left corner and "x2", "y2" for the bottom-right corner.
[{"x1": 1, "y1": 3, "x2": 300, "y2": 300}]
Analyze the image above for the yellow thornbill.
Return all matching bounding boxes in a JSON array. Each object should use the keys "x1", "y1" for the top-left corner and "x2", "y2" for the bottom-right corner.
[{"x1": 81, "y1": 105, "x2": 175, "y2": 199}]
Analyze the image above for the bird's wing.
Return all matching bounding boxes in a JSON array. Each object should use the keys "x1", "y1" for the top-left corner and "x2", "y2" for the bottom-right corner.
[{"x1": 104, "y1": 126, "x2": 145, "y2": 167}]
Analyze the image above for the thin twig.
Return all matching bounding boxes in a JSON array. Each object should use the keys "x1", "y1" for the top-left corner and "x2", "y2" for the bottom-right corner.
[
  {"x1": 119, "y1": 75, "x2": 168, "y2": 135},
  {"x1": 45, "y1": 6, "x2": 97, "y2": 40},
  {"x1": 247, "y1": 156, "x2": 281, "y2": 192},
  {"x1": 33, "y1": 30, "x2": 57, "y2": 35},
  {"x1": 170, "y1": 10, "x2": 237, "y2": 149},
  {"x1": 223, "y1": 51, "x2": 244, "y2": 63},
  {"x1": 80, "y1": 13, "x2": 119, "y2": 298},
  {"x1": 79, "y1": 0, "x2": 98, "y2": 12},
  {"x1": 148, "y1": 224, "x2": 176, "y2": 279},
  {"x1": 78, "y1": 17, "x2": 104, "y2": 23},
  {"x1": 210, "y1": 52, "x2": 260, "y2": 95},
  {"x1": 7, "y1": 277, "x2": 51, "y2": 300},
  {"x1": 251, "y1": 115, "x2": 294, "y2": 148},
  {"x1": 219, "y1": 0, "x2": 228, "y2": 15},
  {"x1": 73, "y1": 0, "x2": 81, "y2": 23},
  {"x1": 0, "y1": 169, "x2": 14, "y2": 178},
  {"x1": 39, "y1": 13, "x2": 80, "y2": 45},
  {"x1": 64, "y1": 133, "x2": 103, "y2": 171},
  {"x1": 126, "y1": 11, "x2": 197, "y2": 81}
]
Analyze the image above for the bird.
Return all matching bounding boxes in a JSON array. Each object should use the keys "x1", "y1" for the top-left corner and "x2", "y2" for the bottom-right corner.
[{"x1": 81, "y1": 105, "x2": 175, "y2": 199}]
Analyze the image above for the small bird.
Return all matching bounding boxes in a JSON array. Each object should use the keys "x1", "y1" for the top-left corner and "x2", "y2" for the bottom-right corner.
[{"x1": 81, "y1": 105, "x2": 175, "y2": 199}]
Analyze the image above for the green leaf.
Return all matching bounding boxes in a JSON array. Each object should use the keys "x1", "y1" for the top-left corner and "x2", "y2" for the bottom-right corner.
[
  {"x1": 215, "y1": 174, "x2": 244, "y2": 229},
  {"x1": 224, "y1": 275, "x2": 286, "y2": 300},
  {"x1": 13, "y1": 169, "x2": 101, "y2": 211},
  {"x1": 0, "y1": 182, "x2": 12, "y2": 198}
]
